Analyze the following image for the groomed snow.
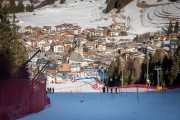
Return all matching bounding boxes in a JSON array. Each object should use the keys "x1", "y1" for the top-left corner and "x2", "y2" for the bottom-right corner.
[{"x1": 19, "y1": 89, "x2": 180, "y2": 120}]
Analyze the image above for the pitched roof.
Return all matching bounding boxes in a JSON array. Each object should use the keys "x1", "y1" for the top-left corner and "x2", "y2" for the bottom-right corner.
[
  {"x1": 43, "y1": 26, "x2": 52, "y2": 30},
  {"x1": 46, "y1": 62, "x2": 58, "y2": 70},
  {"x1": 69, "y1": 52, "x2": 84, "y2": 62},
  {"x1": 83, "y1": 47, "x2": 89, "y2": 52},
  {"x1": 24, "y1": 26, "x2": 33, "y2": 29},
  {"x1": 85, "y1": 41, "x2": 97, "y2": 47},
  {"x1": 36, "y1": 58, "x2": 48, "y2": 65},
  {"x1": 58, "y1": 64, "x2": 71, "y2": 72},
  {"x1": 126, "y1": 41, "x2": 137, "y2": 48},
  {"x1": 108, "y1": 29, "x2": 120, "y2": 32}
]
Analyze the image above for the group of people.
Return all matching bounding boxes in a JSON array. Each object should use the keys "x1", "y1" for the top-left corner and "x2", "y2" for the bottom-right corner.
[
  {"x1": 47, "y1": 87, "x2": 54, "y2": 93},
  {"x1": 102, "y1": 87, "x2": 118, "y2": 94}
]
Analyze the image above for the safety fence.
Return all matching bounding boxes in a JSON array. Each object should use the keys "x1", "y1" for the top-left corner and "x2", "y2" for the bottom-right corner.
[
  {"x1": 103, "y1": 84, "x2": 180, "y2": 92},
  {"x1": 0, "y1": 79, "x2": 50, "y2": 120}
]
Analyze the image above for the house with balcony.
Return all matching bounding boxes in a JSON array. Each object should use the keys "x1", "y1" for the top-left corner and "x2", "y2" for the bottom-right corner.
[
  {"x1": 107, "y1": 29, "x2": 120, "y2": 37},
  {"x1": 94, "y1": 29, "x2": 104, "y2": 37},
  {"x1": 85, "y1": 41, "x2": 98, "y2": 51},
  {"x1": 42, "y1": 42, "x2": 51, "y2": 52},
  {"x1": 24, "y1": 26, "x2": 33, "y2": 33},
  {"x1": 42, "y1": 26, "x2": 52, "y2": 33},
  {"x1": 55, "y1": 23, "x2": 73, "y2": 32},
  {"x1": 63, "y1": 40, "x2": 73, "y2": 53},
  {"x1": 97, "y1": 42, "x2": 106, "y2": 52},
  {"x1": 110, "y1": 23, "x2": 126, "y2": 31},
  {"x1": 83, "y1": 28, "x2": 96, "y2": 37},
  {"x1": 53, "y1": 44, "x2": 65, "y2": 53}
]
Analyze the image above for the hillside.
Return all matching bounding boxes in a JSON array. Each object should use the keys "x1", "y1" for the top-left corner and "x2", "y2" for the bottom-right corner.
[{"x1": 16, "y1": 0, "x2": 180, "y2": 35}]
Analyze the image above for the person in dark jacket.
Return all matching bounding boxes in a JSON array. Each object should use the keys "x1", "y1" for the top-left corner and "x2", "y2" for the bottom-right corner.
[
  {"x1": 49, "y1": 87, "x2": 52, "y2": 93},
  {"x1": 52, "y1": 87, "x2": 54, "y2": 93},
  {"x1": 115, "y1": 87, "x2": 117, "y2": 94},
  {"x1": 102, "y1": 86, "x2": 105, "y2": 93}
]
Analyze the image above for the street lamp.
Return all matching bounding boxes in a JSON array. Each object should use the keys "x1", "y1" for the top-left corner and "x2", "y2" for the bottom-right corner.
[
  {"x1": 115, "y1": 75, "x2": 117, "y2": 86},
  {"x1": 101, "y1": 67, "x2": 104, "y2": 86},
  {"x1": 146, "y1": 54, "x2": 149, "y2": 83},
  {"x1": 154, "y1": 66, "x2": 162, "y2": 86},
  {"x1": 121, "y1": 66, "x2": 124, "y2": 86},
  {"x1": 100, "y1": 67, "x2": 107, "y2": 86}
]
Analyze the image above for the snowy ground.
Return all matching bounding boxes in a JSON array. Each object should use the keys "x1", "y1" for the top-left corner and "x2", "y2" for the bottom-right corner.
[
  {"x1": 16, "y1": 0, "x2": 180, "y2": 35},
  {"x1": 46, "y1": 78, "x2": 158, "y2": 93},
  {"x1": 47, "y1": 79, "x2": 102, "y2": 92},
  {"x1": 16, "y1": 0, "x2": 112, "y2": 31},
  {"x1": 19, "y1": 89, "x2": 180, "y2": 120}
]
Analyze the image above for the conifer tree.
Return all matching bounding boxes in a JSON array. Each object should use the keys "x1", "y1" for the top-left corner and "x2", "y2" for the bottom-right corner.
[
  {"x1": 125, "y1": 57, "x2": 136, "y2": 84},
  {"x1": 114, "y1": 56, "x2": 122, "y2": 85},
  {"x1": 105, "y1": 0, "x2": 109, "y2": 3},
  {"x1": 105, "y1": 0, "x2": 132, "y2": 13},
  {"x1": 107, "y1": 60, "x2": 115, "y2": 86},
  {"x1": 174, "y1": 21, "x2": 179, "y2": 33},
  {"x1": 167, "y1": 21, "x2": 173, "y2": 35},
  {"x1": 9, "y1": 0, "x2": 16, "y2": 13},
  {"x1": 60, "y1": 0, "x2": 66, "y2": 4},
  {"x1": 0, "y1": 0, "x2": 29, "y2": 79},
  {"x1": 30, "y1": 0, "x2": 34, "y2": 3},
  {"x1": 26, "y1": 4, "x2": 30, "y2": 12},
  {"x1": 133, "y1": 58, "x2": 141, "y2": 82},
  {"x1": 10, "y1": 0, "x2": 15, "y2": 6},
  {"x1": 152, "y1": 49, "x2": 164, "y2": 65},
  {"x1": 168, "y1": 46, "x2": 180, "y2": 85},
  {"x1": 31, "y1": 4, "x2": 34, "y2": 12},
  {"x1": 26, "y1": 4, "x2": 34, "y2": 12},
  {"x1": 17, "y1": 0, "x2": 25, "y2": 13},
  {"x1": 140, "y1": 54, "x2": 148, "y2": 84}
]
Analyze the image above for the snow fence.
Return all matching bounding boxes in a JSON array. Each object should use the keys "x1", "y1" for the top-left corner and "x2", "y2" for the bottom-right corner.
[{"x1": 0, "y1": 79, "x2": 50, "y2": 120}]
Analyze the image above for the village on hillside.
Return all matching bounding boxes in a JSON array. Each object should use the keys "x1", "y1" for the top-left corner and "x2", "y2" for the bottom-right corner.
[{"x1": 21, "y1": 21, "x2": 180, "y2": 85}]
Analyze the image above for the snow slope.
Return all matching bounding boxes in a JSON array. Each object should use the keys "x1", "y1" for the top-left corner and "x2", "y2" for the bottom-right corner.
[
  {"x1": 16, "y1": 0, "x2": 113, "y2": 31},
  {"x1": 19, "y1": 89, "x2": 180, "y2": 120},
  {"x1": 16, "y1": 0, "x2": 180, "y2": 35}
]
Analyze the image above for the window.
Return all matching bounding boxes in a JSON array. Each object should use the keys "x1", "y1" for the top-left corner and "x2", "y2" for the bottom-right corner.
[{"x1": 57, "y1": 47, "x2": 64, "y2": 51}]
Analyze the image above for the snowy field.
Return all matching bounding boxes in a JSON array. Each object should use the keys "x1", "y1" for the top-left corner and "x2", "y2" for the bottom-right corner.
[
  {"x1": 47, "y1": 79, "x2": 102, "y2": 92},
  {"x1": 46, "y1": 78, "x2": 157, "y2": 93},
  {"x1": 19, "y1": 89, "x2": 180, "y2": 120},
  {"x1": 16, "y1": 0, "x2": 180, "y2": 35},
  {"x1": 16, "y1": 0, "x2": 113, "y2": 31}
]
